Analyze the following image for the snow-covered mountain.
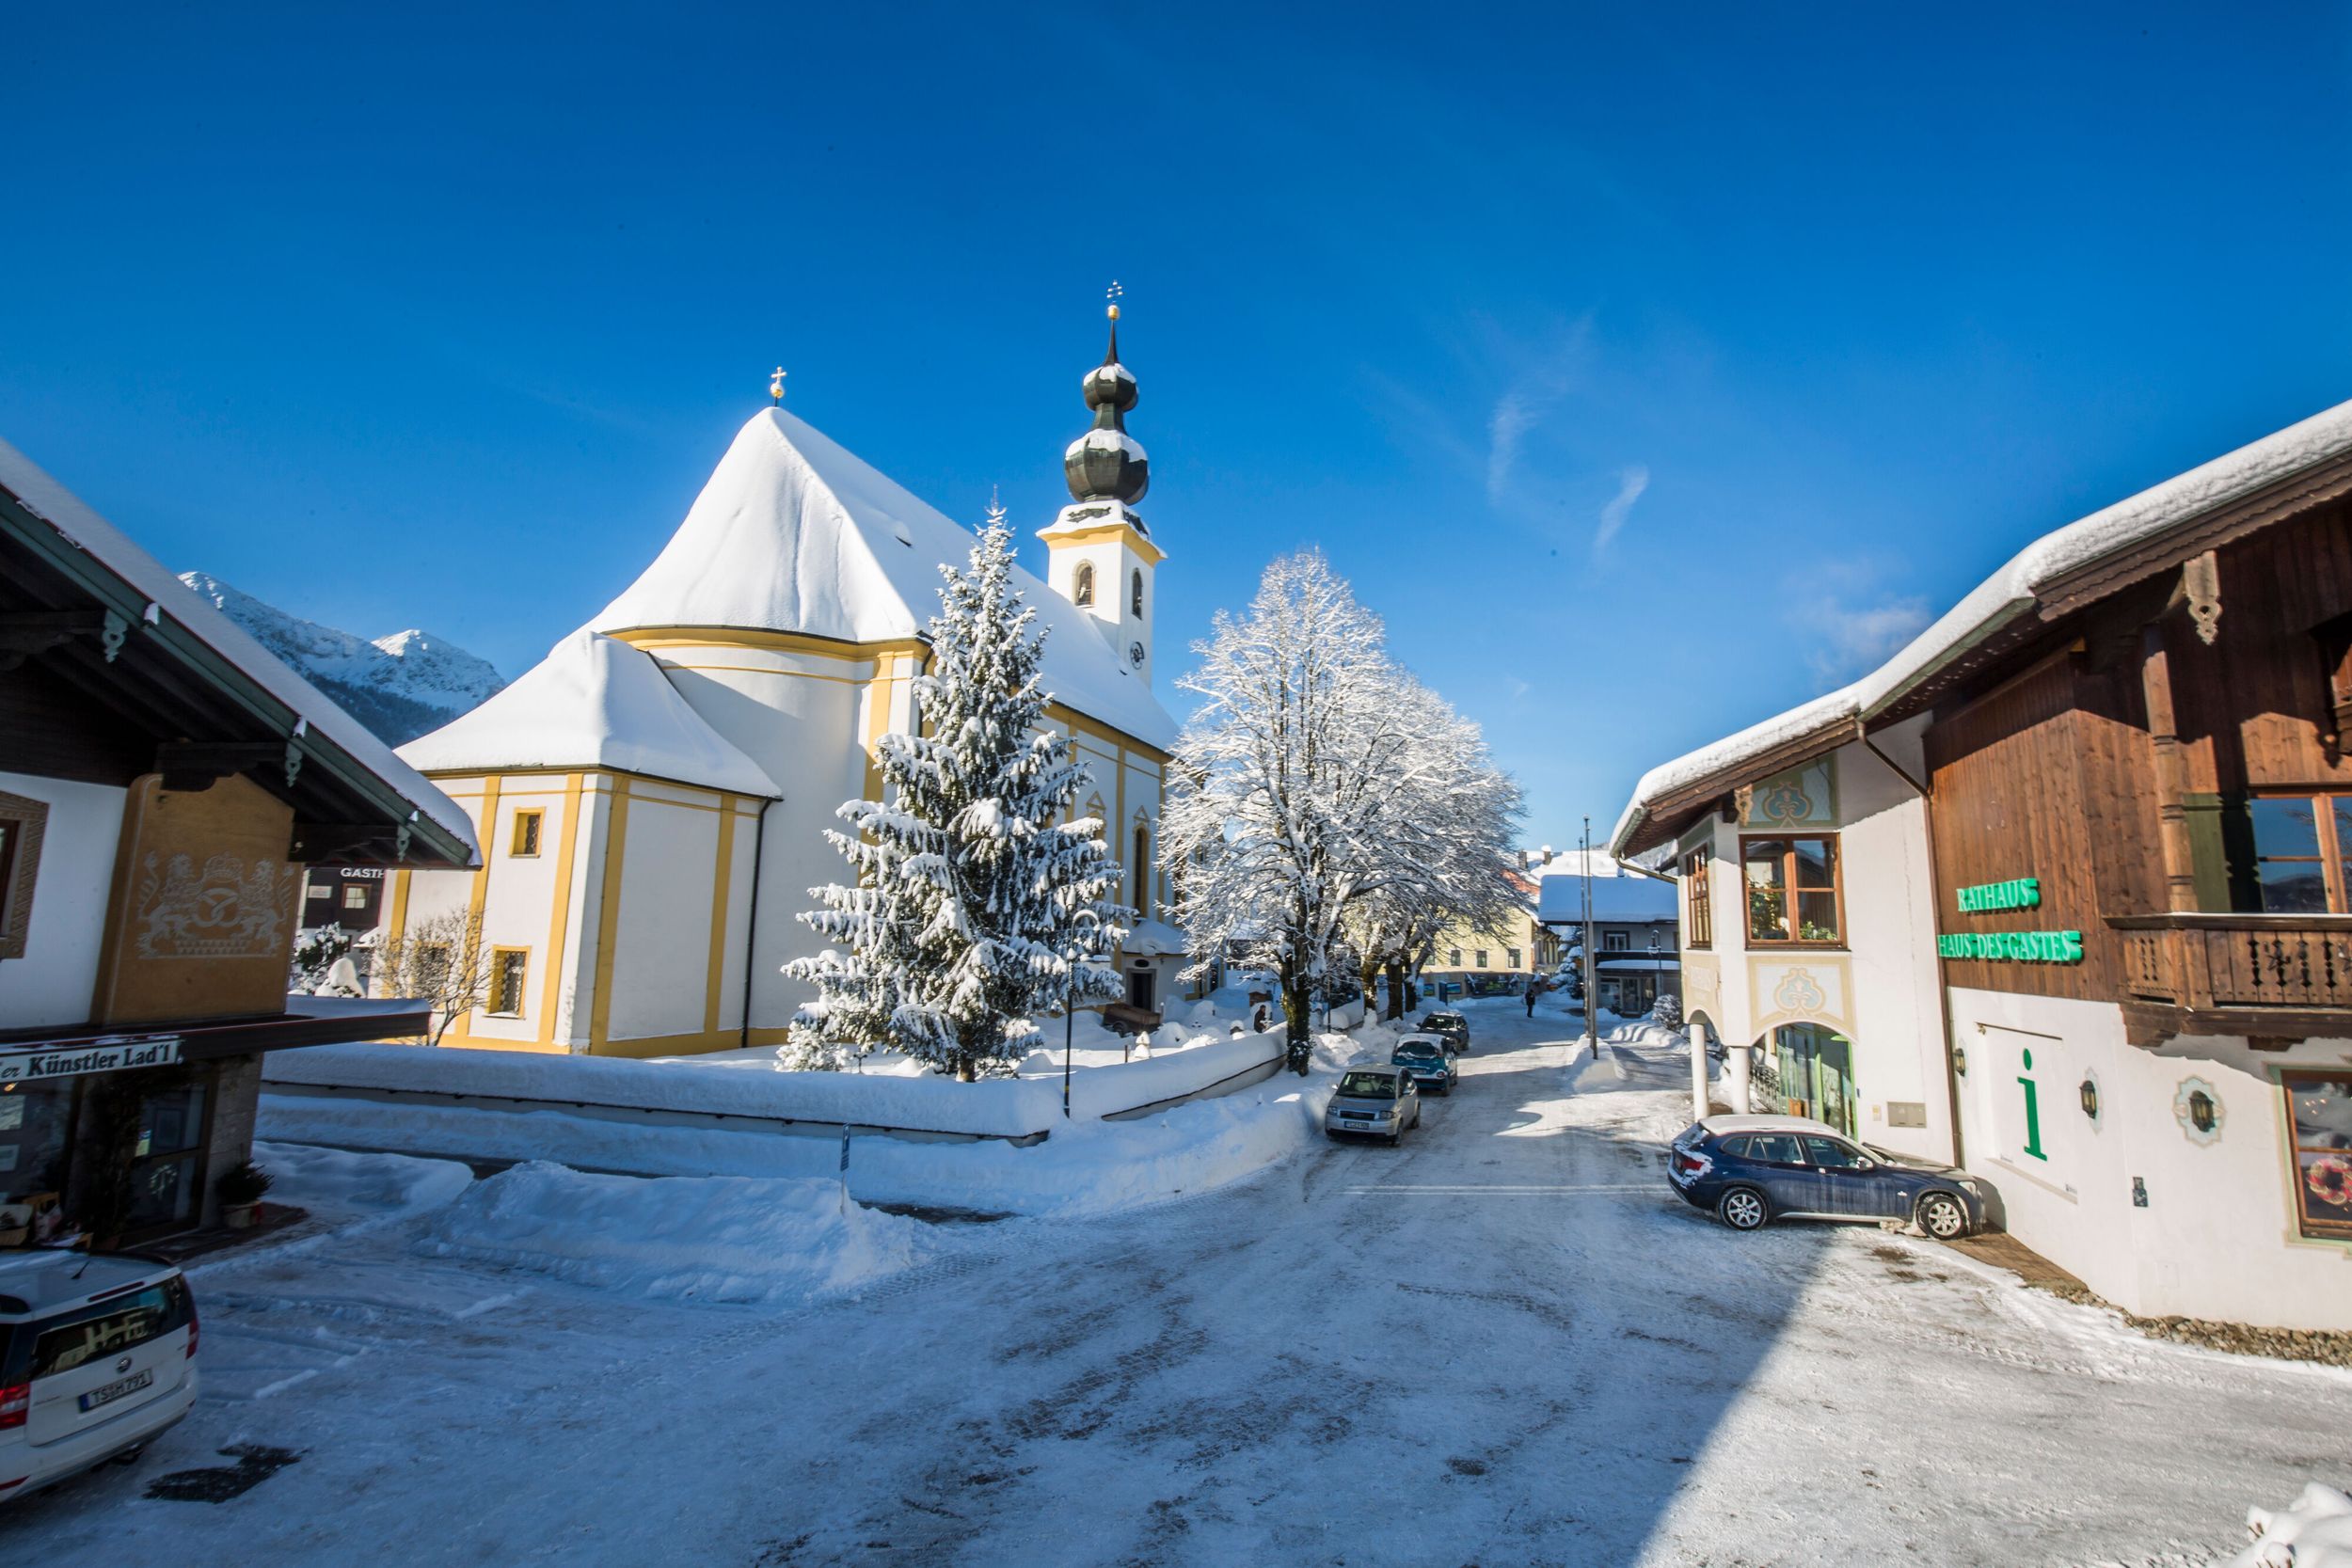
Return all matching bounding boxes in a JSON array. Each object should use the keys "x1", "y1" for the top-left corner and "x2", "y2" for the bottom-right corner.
[{"x1": 177, "y1": 572, "x2": 506, "y2": 745}]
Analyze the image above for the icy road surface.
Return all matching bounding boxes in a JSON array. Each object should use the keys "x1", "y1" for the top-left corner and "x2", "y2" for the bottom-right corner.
[{"x1": 9, "y1": 1006, "x2": 2347, "y2": 1565}]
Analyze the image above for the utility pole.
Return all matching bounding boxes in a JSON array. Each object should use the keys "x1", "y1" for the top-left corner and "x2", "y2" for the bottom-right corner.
[{"x1": 1581, "y1": 816, "x2": 1597, "y2": 1061}]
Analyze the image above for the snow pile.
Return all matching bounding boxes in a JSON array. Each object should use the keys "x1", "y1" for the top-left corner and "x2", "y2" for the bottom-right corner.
[
  {"x1": 252, "y1": 1139, "x2": 473, "y2": 1227},
  {"x1": 2217, "y1": 1483, "x2": 2352, "y2": 1567},
  {"x1": 421, "y1": 1163, "x2": 935, "y2": 1305}
]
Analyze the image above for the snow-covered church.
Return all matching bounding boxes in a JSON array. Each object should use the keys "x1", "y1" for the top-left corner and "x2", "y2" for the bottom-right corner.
[{"x1": 389, "y1": 314, "x2": 1184, "y2": 1055}]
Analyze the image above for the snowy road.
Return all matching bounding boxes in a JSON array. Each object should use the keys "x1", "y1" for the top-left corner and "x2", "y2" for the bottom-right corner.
[{"x1": 8, "y1": 1004, "x2": 2348, "y2": 1565}]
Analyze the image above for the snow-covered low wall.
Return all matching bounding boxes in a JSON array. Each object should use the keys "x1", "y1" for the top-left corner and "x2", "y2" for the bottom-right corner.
[
  {"x1": 266, "y1": 1043, "x2": 1061, "y2": 1140},
  {"x1": 262, "y1": 1028, "x2": 1289, "y2": 1147}
]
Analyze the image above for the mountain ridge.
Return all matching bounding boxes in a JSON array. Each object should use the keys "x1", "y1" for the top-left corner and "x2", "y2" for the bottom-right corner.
[{"x1": 177, "y1": 571, "x2": 506, "y2": 746}]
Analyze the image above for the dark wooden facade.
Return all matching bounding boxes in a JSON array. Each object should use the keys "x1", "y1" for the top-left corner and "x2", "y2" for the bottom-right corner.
[{"x1": 1921, "y1": 496, "x2": 2352, "y2": 1043}]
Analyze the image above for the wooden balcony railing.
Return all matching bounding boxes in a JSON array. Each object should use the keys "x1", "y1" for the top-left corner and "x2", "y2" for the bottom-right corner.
[{"x1": 2108, "y1": 913, "x2": 2352, "y2": 1014}]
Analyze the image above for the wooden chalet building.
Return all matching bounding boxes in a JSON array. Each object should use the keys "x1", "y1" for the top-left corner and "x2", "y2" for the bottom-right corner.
[
  {"x1": 1616, "y1": 398, "x2": 2352, "y2": 1332},
  {"x1": 0, "y1": 437, "x2": 475, "y2": 1245}
]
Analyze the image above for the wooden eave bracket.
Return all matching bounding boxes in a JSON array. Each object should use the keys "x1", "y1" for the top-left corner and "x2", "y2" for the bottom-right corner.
[
  {"x1": 154, "y1": 738, "x2": 303, "y2": 793},
  {"x1": 0, "y1": 607, "x2": 128, "y2": 671}
]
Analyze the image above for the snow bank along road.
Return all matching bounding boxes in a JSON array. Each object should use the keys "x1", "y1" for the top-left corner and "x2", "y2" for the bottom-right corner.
[{"x1": 8, "y1": 1006, "x2": 2348, "y2": 1566}]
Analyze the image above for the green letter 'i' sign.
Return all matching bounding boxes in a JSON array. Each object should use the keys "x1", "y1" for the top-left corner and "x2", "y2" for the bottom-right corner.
[{"x1": 2019, "y1": 1047, "x2": 2045, "y2": 1161}]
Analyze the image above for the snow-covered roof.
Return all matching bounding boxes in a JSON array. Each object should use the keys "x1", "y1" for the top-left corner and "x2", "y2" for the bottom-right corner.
[
  {"x1": 586, "y1": 409, "x2": 1177, "y2": 752},
  {"x1": 400, "y1": 629, "x2": 783, "y2": 798},
  {"x1": 1537, "y1": 873, "x2": 1679, "y2": 925},
  {"x1": 1608, "y1": 684, "x2": 1861, "y2": 857},
  {"x1": 1122, "y1": 918, "x2": 1189, "y2": 958},
  {"x1": 1611, "y1": 395, "x2": 2352, "y2": 860},
  {"x1": 1851, "y1": 396, "x2": 2352, "y2": 720},
  {"x1": 0, "y1": 436, "x2": 479, "y2": 860}
]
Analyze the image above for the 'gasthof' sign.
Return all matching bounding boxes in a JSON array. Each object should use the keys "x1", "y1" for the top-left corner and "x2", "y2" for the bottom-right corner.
[{"x1": 0, "y1": 1036, "x2": 183, "y2": 1084}]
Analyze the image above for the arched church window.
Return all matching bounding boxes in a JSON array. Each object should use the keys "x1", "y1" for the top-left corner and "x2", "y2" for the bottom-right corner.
[
  {"x1": 1131, "y1": 569, "x2": 1145, "y2": 617},
  {"x1": 1134, "y1": 822, "x2": 1151, "y2": 915},
  {"x1": 1073, "y1": 562, "x2": 1095, "y2": 607}
]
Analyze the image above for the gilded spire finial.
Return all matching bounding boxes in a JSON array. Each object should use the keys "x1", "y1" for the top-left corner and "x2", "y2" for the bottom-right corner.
[{"x1": 769, "y1": 366, "x2": 787, "y2": 404}]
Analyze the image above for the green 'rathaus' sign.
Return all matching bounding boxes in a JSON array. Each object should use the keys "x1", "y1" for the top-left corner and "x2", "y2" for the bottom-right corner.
[
  {"x1": 1957, "y1": 877, "x2": 2040, "y2": 912},
  {"x1": 1941, "y1": 874, "x2": 2083, "y2": 963}
]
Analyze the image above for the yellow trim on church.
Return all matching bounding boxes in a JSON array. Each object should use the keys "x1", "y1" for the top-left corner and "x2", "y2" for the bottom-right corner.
[{"x1": 1037, "y1": 521, "x2": 1167, "y2": 565}]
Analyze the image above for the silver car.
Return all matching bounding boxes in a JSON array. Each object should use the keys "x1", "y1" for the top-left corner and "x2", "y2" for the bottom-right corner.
[{"x1": 1324, "y1": 1063, "x2": 1422, "y2": 1146}]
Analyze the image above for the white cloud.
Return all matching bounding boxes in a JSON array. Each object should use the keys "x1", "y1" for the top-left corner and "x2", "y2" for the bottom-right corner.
[
  {"x1": 1481, "y1": 316, "x2": 1591, "y2": 505},
  {"x1": 1801, "y1": 592, "x2": 1932, "y2": 685},
  {"x1": 1592, "y1": 466, "x2": 1650, "y2": 555}
]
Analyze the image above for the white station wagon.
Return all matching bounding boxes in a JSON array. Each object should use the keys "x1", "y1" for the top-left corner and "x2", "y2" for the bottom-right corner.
[{"x1": 0, "y1": 1252, "x2": 199, "y2": 1504}]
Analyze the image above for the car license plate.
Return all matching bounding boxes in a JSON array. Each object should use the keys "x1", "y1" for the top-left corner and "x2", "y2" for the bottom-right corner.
[{"x1": 79, "y1": 1369, "x2": 152, "y2": 1412}]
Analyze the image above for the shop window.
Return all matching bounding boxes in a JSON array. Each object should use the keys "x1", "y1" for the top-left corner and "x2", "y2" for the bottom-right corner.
[
  {"x1": 1743, "y1": 835, "x2": 1843, "y2": 944},
  {"x1": 0, "y1": 790, "x2": 50, "y2": 962},
  {"x1": 125, "y1": 1080, "x2": 208, "y2": 1233},
  {"x1": 2248, "y1": 795, "x2": 2352, "y2": 913},
  {"x1": 0, "y1": 1079, "x2": 77, "y2": 1239},
  {"x1": 1073, "y1": 562, "x2": 1095, "y2": 608},
  {"x1": 2284, "y1": 1073, "x2": 2352, "y2": 1241},
  {"x1": 1507, "y1": 947, "x2": 1521, "y2": 969},
  {"x1": 512, "y1": 809, "x2": 545, "y2": 858},
  {"x1": 488, "y1": 948, "x2": 529, "y2": 1016},
  {"x1": 1683, "y1": 848, "x2": 1713, "y2": 948}
]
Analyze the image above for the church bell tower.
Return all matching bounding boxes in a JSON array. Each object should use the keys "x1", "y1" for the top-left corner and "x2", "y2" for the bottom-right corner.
[{"x1": 1041, "y1": 289, "x2": 1164, "y2": 687}]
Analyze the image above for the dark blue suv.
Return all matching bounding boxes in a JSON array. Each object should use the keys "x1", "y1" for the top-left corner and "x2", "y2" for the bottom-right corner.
[{"x1": 1667, "y1": 1116, "x2": 1988, "y2": 1239}]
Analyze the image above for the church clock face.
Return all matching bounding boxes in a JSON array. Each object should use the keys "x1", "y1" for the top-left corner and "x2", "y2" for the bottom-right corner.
[{"x1": 1128, "y1": 641, "x2": 1147, "y2": 668}]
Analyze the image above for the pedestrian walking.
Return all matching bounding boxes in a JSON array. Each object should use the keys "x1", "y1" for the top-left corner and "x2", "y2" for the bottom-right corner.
[{"x1": 1525, "y1": 984, "x2": 1537, "y2": 1019}]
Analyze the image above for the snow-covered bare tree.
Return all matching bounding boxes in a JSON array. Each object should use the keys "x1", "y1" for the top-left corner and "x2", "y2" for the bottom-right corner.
[
  {"x1": 787, "y1": 505, "x2": 1129, "y2": 1080},
  {"x1": 1344, "y1": 677, "x2": 1524, "y2": 1017},
  {"x1": 1164, "y1": 551, "x2": 1518, "y2": 1070}
]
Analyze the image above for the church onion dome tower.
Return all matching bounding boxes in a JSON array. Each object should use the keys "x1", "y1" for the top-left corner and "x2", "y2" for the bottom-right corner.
[
  {"x1": 1041, "y1": 286, "x2": 1166, "y2": 688},
  {"x1": 1063, "y1": 313, "x2": 1150, "y2": 523}
]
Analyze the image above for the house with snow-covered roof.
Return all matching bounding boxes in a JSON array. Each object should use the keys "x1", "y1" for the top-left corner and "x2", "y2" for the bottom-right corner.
[
  {"x1": 387, "y1": 310, "x2": 1187, "y2": 1056},
  {"x1": 1612, "y1": 393, "x2": 2352, "y2": 1333}
]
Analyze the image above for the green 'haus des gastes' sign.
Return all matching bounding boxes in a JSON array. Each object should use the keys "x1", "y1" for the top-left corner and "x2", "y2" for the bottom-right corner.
[{"x1": 1941, "y1": 875, "x2": 2083, "y2": 963}]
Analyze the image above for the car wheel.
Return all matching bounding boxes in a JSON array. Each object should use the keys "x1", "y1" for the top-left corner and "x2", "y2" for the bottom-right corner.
[
  {"x1": 1916, "y1": 1192, "x2": 1968, "y2": 1240},
  {"x1": 1716, "y1": 1186, "x2": 1769, "y2": 1231},
  {"x1": 1387, "y1": 1131, "x2": 1402, "y2": 1147}
]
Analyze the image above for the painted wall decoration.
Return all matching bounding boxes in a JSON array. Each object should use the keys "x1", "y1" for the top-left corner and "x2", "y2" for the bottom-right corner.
[
  {"x1": 1741, "y1": 759, "x2": 1837, "y2": 830},
  {"x1": 1751, "y1": 957, "x2": 1851, "y2": 1035},
  {"x1": 2173, "y1": 1076, "x2": 2225, "y2": 1147},
  {"x1": 133, "y1": 852, "x2": 295, "y2": 959}
]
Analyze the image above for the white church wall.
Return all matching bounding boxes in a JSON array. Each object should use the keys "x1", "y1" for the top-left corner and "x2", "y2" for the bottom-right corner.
[
  {"x1": 644, "y1": 643, "x2": 872, "y2": 1038},
  {"x1": 466, "y1": 775, "x2": 573, "y2": 1047},
  {"x1": 605, "y1": 782, "x2": 725, "y2": 1049}
]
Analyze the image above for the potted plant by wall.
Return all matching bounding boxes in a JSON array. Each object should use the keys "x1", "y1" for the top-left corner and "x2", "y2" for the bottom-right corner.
[{"x1": 216, "y1": 1162, "x2": 274, "y2": 1230}]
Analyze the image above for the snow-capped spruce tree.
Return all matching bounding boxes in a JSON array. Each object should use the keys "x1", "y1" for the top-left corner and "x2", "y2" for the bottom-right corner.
[{"x1": 786, "y1": 505, "x2": 1128, "y2": 1081}]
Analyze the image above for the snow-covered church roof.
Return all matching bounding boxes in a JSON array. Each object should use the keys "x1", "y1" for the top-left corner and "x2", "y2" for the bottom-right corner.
[
  {"x1": 400, "y1": 628, "x2": 782, "y2": 798},
  {"x1": 586, "y1": 408, "x2": 1178, "y2": 752}
]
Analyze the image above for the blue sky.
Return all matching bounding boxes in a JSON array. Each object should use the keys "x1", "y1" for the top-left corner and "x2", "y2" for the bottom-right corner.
[{"x1": 6, "y1": 3, "x2": 2349, "y2": 847}]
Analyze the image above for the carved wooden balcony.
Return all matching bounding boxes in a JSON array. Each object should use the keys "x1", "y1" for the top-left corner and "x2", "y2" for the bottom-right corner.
[{"x1": 2108, "y1": 913, "x2": 2352, "y2": 1046}]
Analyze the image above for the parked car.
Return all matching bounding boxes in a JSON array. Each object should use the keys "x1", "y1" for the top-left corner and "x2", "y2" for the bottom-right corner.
[
  {"x1": 1, "y1": 1252, "x2": 199, "y2": 1505},
  {"x1": 1324, "y1": 1064, "x2": 1422, "y2": 1146},
  {"x1": 1391, "y1": 1035, "x2": 1457, "y2": 1095},
  {"x1": 1665, "y1": 1115, "x2": 1989, "y2": 1239},
  {"x1": 1416, "y1": 1012, "x2": 1470, "y2": 1053}
]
